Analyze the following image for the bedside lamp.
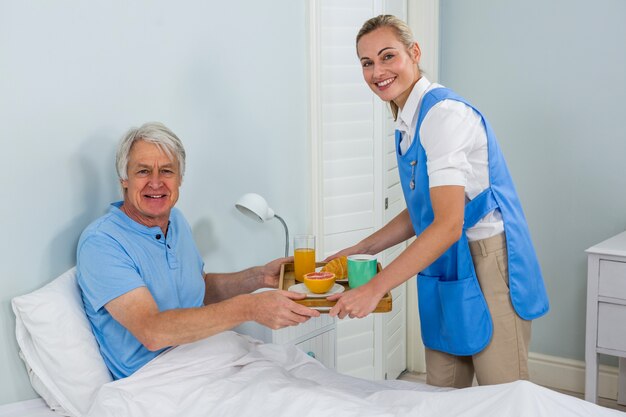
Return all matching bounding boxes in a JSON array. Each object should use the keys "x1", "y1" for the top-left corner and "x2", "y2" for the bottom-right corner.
[{"x1": 235, "y1": 193, "x2": 289, "y2": 257}]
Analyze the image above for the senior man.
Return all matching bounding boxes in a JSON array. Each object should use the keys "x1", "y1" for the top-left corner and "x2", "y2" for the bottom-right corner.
[{"x1": 77, "y1": 122, "x2": 319, "y2": 379}]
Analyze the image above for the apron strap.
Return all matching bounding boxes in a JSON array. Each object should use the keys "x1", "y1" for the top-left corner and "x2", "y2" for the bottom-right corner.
[{"x1": 463, "y1": 187, "x2": 499, "y2": 230}]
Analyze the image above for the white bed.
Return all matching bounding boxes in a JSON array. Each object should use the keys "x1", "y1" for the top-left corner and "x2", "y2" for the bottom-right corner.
[{"x1": 11, "y1": 268, "x2": 626, "y2": 417}]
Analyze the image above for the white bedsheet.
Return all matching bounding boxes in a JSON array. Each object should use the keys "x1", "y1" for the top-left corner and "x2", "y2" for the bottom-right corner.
[{"x1": 87, "y1": 331, "x2": 623, "y2": 417}]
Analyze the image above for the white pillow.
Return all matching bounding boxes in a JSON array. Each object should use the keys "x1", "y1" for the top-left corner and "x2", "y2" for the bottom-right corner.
[{"x1": 12, "y1": 267, "x2": 113, "y2": 417}]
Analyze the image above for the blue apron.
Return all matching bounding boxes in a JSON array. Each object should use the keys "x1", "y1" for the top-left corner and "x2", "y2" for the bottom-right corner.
[{"x1": 396, "y1": 87, "x2": 549, "y2": 356}]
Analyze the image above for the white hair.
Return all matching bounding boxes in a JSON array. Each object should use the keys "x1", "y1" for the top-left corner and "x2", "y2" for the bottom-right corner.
[{"x1": 115, "y1": 122, "x2": 186, "y2": 181}]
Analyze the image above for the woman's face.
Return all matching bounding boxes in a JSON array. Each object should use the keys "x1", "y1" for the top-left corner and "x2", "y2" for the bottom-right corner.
[{"x1": 357, "y1": 27, "x2": 420, "y2": 110}]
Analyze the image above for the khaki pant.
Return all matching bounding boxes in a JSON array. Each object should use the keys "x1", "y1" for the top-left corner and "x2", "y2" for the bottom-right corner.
[{"x1": 425, "y1": 233, "x2": 532, "y2": 388}]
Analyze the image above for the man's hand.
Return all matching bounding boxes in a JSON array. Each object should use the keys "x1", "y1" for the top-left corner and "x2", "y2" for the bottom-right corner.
[
  {"x1": 260, "y1": 256, "x2": 293, "y2": 288},
  {"x1": 251, "y1": 290, "x2": 320, "y2": 329}
]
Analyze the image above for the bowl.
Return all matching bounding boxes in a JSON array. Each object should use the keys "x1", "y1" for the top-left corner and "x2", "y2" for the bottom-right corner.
[{"x1": 303, "y1": 271, "x2": 336, "y2": 294}]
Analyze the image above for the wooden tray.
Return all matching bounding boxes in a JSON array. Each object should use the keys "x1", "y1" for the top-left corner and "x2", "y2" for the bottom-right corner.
[{"x1": 278, "y1": 262, "x2": 392, "y2": 313}]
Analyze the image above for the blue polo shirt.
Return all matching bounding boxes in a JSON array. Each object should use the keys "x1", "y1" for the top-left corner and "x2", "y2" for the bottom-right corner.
[{"x1": 77, "y1": 202, "x2": 205, "y2": 379}]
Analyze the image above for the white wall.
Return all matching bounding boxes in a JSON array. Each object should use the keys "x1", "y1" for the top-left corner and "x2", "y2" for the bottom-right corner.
[
  {"x1": 0, "y1": 0, "x2": 309, "y2": 405},
  {"x1": 439, "y1": 0, "x2": 626, "y2": 364}
]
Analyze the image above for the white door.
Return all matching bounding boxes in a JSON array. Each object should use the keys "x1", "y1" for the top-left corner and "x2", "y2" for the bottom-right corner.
[
  {"x1": 379, "y1": 116, "x2": 408, "y2": 380},
  {"x1": 377, "y1": 0, "x2": 409, "y2": 381},
  {"x1": 310, "y1": 0, "x2": 408, "y2": 380}
]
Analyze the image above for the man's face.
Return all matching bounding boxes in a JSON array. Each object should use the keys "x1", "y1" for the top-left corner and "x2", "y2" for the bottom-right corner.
[{"x1": 120, "y1": 140, "x2": 181, "y2": 230}]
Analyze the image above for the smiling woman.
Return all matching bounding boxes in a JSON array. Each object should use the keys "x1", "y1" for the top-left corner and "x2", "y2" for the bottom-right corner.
[
  {"x1": 356, "y1": 15, "x2": 422, "y2": 120},
  {"x1": 324, "y1": 14, "x2": 549, "y2": 389}
]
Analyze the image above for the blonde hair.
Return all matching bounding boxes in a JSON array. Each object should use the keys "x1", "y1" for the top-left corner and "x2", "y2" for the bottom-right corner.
[{"x1": 356, "y1": 15, "x2": 420, "y2": 120}]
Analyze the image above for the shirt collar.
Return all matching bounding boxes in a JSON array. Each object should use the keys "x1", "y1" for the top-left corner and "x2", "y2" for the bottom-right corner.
[
  {"x1": 396, "y1": 76, "x2": 431, "y2": 133},
  {"x1": 109, "y1": 201, "x2": 168, "y2": 237}
]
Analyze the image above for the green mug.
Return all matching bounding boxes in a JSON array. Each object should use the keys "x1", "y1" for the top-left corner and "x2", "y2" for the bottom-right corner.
[{"x1": 347, "y1": 255, "x2": 378, "y2": 288}]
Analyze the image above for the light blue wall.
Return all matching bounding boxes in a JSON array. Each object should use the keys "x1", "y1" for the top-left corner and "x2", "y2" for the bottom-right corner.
[
  {"x1": 0, "y1": 1, "x2": 309, "y2": 405},
  {"x1": 439, "y1": 0, "x2": 626, "y2": 362}
]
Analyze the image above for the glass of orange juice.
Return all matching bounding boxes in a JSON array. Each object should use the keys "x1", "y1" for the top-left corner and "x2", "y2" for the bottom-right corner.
[{"x1": 294, "y1": 235, "x2": 316, "y2": 281}]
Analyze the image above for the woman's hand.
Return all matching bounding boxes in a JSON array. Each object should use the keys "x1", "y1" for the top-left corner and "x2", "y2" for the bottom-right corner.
[
  {"x1": 327, "y1": 281, "x2": 386, "y2": 319},
  {"x1": 322, "y1": 245, "x2": 362, "y2": 263},
  {"x1": 323, "y1": 209, "x2": 415, "y2": 263}
]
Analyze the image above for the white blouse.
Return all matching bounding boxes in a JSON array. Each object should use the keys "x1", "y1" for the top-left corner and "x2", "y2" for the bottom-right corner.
[{"x1": 395, "y1": 77, "x2": 504, "y2": 241}]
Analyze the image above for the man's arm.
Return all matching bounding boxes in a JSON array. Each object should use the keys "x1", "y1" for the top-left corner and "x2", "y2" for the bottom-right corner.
[
  {"x1": 202, "y1": 257, "x2": 290, "y2": 304},
  {"x1": 105, "y1": 284, "x2": 319, "y2": 351}
]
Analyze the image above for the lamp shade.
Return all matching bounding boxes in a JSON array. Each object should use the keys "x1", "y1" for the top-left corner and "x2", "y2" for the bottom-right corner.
[
  {"x1": 235, "y1": 193, "x2": 275, "y2": 223},
  {"x1": 235, "y1": 193, "x2": 290, "y2": 257}
]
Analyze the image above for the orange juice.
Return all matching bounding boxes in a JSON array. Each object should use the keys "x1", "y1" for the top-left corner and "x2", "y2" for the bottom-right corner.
[{"x1": 294, "y1": 248, "x2": 316, "y2": 281}]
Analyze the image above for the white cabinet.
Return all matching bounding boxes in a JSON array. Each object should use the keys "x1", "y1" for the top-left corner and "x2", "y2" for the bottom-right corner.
[
  {"x1": 235, "y1": 315, "x2": 336, "y2": 370},
  {"x1": 585, "y1": 231, "x2": 626, "y2": 404},
  {"x1": 296, "y1": 328, "x2": 336, "y2": 370}
]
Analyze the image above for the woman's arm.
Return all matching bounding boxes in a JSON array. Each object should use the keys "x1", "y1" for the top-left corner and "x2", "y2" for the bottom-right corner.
[
  {"x1": 325, "y1": 208, "x2": 416, "y2": 261},
  {"x1": 359, "y1": 208, "x2": 416, "y2": 254},
  {"x1": 328, "y1": 185, "x2": 465, "y2": 318}
]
